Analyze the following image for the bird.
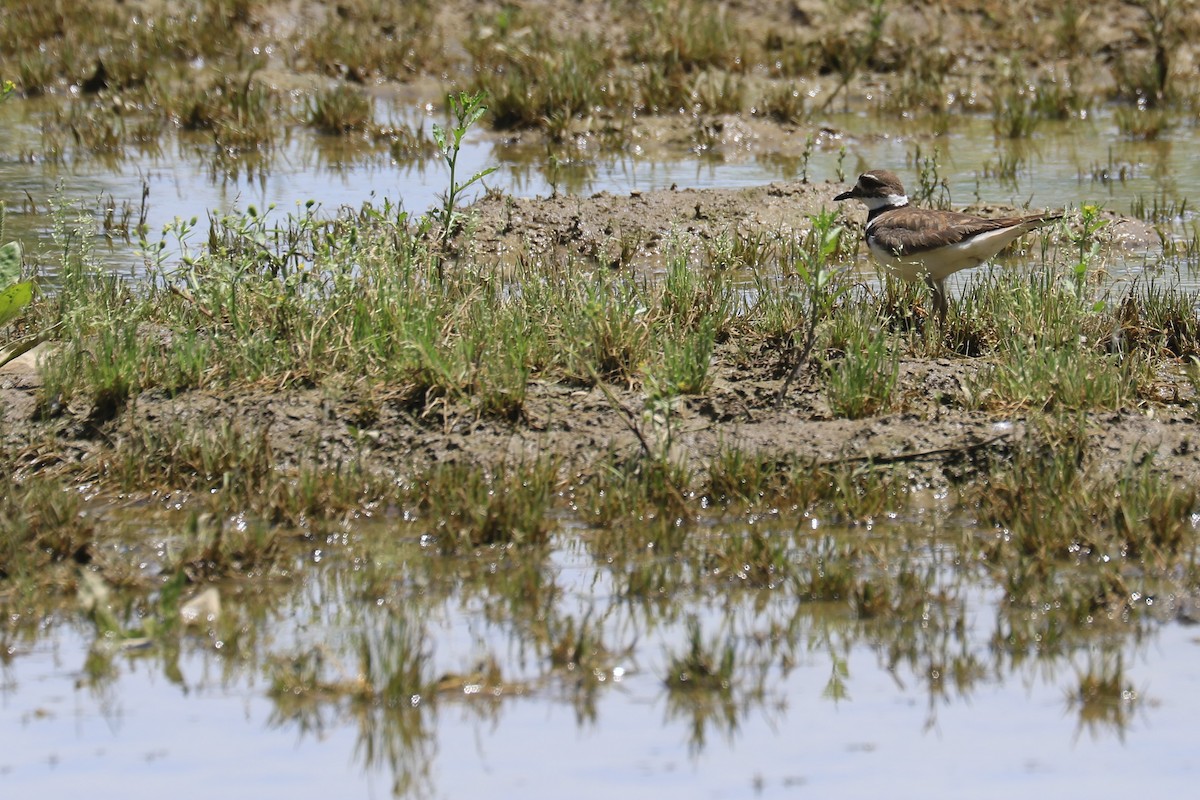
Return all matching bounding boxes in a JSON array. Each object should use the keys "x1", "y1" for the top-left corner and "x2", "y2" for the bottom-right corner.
[{"x1": 834, "y1": 169, "x2": 1063, "y2": 322}]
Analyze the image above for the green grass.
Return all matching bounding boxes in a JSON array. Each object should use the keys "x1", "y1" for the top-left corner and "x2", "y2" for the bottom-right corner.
[
  {"x1": 296, "y1": 0, "x2": 440, "y2": 82},
  {"x1": 20, "y1": 194, "x2": 1198, "y2": 533},
  {"x1": 410, "y1": 459, "x2": 559, "y2": 553},
  {"x1": 305, "y1": 85, "x2": 375, "y2": 135},
  {"x1": 0, "y1": 473, "x2": 93, "y2": 582},
  {"x1": 823, "y1": 321, "x2": 899, "y2": 419},
  {"x1": 971, "y1": 416, "x2": 1196, "y2": 568},
  {"x1": 0, "y1": 0, "x2": 1193, "y2": 171}
]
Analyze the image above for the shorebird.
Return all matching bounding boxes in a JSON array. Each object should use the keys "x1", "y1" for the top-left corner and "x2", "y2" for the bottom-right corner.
[{"x1": 834, "y1": 169, "x2": 1063, "y2": 322}]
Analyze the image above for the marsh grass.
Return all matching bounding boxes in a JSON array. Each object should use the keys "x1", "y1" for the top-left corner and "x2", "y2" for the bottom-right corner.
[
  {"x1": 952, "y1": 264, "x2": 1157, "y2": 411},
  {"x1": 629, "y1": 0, "x2": 747, "y2": 75},
  {"x1": 22, "y1": 194, "x2": 1200, "y2": 465},
  {"x1": 1116, "y1": 283, "x2": 1200, "y2": 359},
  {"x1": 296, "y1": 0, "x2": 440, "y2": 82},
  {"x1": 412, "y1": 459, "x2": 558, "y2": 553},
  {"x1": 876, "y1": 42, "x2": 958, "y2": 116},
  {"x1": 0, "y1": 473, "x2": 93, "y2": 581},
  {"x1": 11, "y1": 7, "x2": 1200, "y2": 769},
  {"x1": 814, "y1": 0, "x2": 888, "y2": 113},
  {"x1": 33, "y1": 201, "x2": 752, "y2": 422},
  {"x1": 546, "y1": 611, "x2": 610, "y2": 674},
  {"x1": 559, "y1": 270, "x2": 656, "y2": 384},
  {"x1": 1115, "y1": 105, "x2": 1173, "y2": 140},
  {"x1": 972, "y1": 418, "x2": 1196, "y2": 568},
  {"x1": 811, "y1": 462, "x2": 905, "y2": 523},
  {"x1": 646, "y1": 251, "x2": 737, "y2": 397},
  {"x1": 470, "y1": 29, "x2": 617, "y2": 133},
  {"x1": 171, "y1": 509, "x2": 281, "y2": 581},
  {"x1": 11, "y1": 188, "x2": 1200, "y2": 676},
  {"x1": 649, "y1": 316, "x2": 718, "y2": 398},
  {"x1": 757, "y1": 83, "x2": 808, "y2": 124},
  {"x1": 4, "y1": 0, "x2": 1198, "y2": 173},
  {"x1": 173, "y1": 69, "x2": 282, "y2": 153},
  {"x1": 972, "y1": 417, "x2": 1093, "y2": 560},
  {"x1": 580, "y1": 451, "x2": 695, "y2": 527},
  {"x1": 1032, "y1": 65, "x2": 1093, "y2": 120},
  {"x1": 305, "y1": 86, "x2": 375, "y2": 135},
  {"x1": 705, "y1": 448, "x2": 788, "y2": 508},
  {"x1": 273, "y1": 458, "x2": 394, "y2": 525},
  {"x1": 105, "y1": 417, "x2": 273, "y2": 499},
  {"x1": 1128, "y1": 192, "x2": 1188, "y2": 225},
  {"x1": 41, "y1": 103, "x2": 139, "y2": 158},
  {"x1": 823, "y1": 320, "x2": 899, "y2": 419},
  {"x1": 770, "y1": 211, "x2": 859, "y2": 402},
  {"x1": 2, "y1": 203, "x2": 957, "y2": 542},
  {"x1": 968, "y1": 338, "x2": 1140, "y2": 412}
]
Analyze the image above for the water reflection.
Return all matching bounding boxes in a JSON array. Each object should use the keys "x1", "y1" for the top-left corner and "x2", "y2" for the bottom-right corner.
[
  {"x1": 0, "y1": 510, "x2": 1185, "y2": 797},
  {"x1": 6, "y1": 101, "x2": 1200, "y2": 286}
]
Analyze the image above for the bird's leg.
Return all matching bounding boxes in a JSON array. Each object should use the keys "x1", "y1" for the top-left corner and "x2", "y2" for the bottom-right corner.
[{"x1": 925, "y1": 275, "x2": 948, "y2": 326}]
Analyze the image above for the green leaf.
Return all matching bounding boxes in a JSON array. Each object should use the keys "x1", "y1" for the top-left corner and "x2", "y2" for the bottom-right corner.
[
  {"x1": 464, "y1": 105, "x2": 487, "y2": 129},
  {"x1": 463, "y1": 166, "x2": 498, "y2": 187},
  {"x1": 0, "y1": 241, "x2": 21, "y2": 287},
  {"x1": 431, "y1": 123, "x2": 448, "y2": 153},
  {"x1": 0, "y1": 280, "x2": 32, "y2": 327}
]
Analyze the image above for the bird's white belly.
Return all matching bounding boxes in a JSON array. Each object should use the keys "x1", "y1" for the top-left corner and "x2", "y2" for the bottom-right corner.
[{"x1": 866, "y1": 226, "x2": 1032, "y2": 284}]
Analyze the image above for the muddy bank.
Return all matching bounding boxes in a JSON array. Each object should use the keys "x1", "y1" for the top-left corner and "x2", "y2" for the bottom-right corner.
[
  {"x1": 4, "y1": 335, "x2": 1199, "y2": 500},
  {"x1": 2, "y1": 181, "x2": 1195, "y2": 501},
  {"x1": 462, "y1": 177, "x2": 1160, "y2": 270}
]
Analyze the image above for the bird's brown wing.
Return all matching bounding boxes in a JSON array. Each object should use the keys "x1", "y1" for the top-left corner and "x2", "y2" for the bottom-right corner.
[{"x1": 872, "y1": 211, "x2": 1061, "y2": 257}]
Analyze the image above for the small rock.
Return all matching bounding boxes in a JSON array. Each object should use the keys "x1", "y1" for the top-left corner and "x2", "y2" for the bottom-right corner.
[{"x1": 180, "y1": 587, "x2": 221, "y2": 626}]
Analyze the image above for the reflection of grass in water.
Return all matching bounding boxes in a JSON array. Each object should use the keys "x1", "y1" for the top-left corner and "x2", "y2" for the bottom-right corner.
[
  {"x1": 266, "y1": 611, "x2": 439, "y2": 797},
  {"x1": 1069, "y1": 650, "x2": 1141, "y2": 738},
  {"x1": 663, "y1": 616, "x2": 741, "y2": 753},
  {"x1": 1, "y1": 465, "x2": 1180, "y2": 788}
]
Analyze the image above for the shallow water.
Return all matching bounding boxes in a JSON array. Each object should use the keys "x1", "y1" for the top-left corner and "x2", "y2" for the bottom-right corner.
[
  {"x1": 3, "y1": 101, "x2": 1200, "y2": 282},
  {"x1": 3, "y1": 516, "x2": 1196, "y2": 799}
]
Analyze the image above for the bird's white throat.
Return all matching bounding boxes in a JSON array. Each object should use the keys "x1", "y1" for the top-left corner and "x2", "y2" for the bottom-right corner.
[{"x1": 862, "y1": 193, "x2": 908, "y2": 211}]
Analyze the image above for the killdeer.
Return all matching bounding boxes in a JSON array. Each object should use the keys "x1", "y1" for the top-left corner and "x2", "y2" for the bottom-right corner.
[{"x1": 834, "y1": 170, "x2": 1063, "y2": 322}]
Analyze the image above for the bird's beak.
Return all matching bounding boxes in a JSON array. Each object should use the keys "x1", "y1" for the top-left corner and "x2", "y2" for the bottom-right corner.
[{"x1": 833, "y1": 188, "x2": 856, "y2": 201}]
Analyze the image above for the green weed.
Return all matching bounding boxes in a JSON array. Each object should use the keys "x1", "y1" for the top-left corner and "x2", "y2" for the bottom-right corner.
[
  {"x1": 0, "y1": 475, "x2": 93, "y2": 582},
  {"x1": 823, "y1": 322, "x2": 899, "y2": 419},
  {"x1": 432, "y1": 91, "x2": 497, "y2": 250},
  {"x1": 774, "y1": 209, "x2": 855, "y2": 403},
  {"x1": 1115, "y1": 105, "x2": 1173, "y2": 140}
]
